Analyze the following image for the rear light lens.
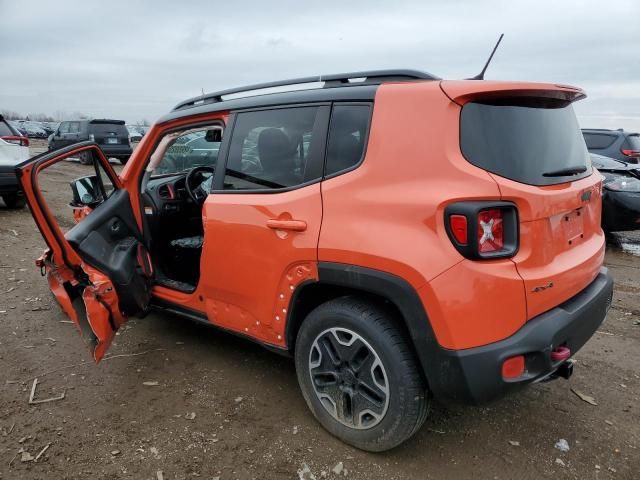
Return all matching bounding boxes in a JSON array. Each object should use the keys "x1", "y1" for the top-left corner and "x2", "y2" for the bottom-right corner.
[
  {"x1": 449, "y1": 215, "x2": 468, "y2": 245},
  {"x1": 621, "y1": 149, "x2": 640, "y2": 157},
  {"x1": 502, "y1": 355, "x2": 526, "y2": 379},
  {"x1": 445, "y1": 201, "x2": 518, "y2": 259},
  {"x1": 477, "y1": 209, "x2": 504, "y2": 253},
  {"x1": 0, "y1": 135, "x2": 29, "y2": 147}
]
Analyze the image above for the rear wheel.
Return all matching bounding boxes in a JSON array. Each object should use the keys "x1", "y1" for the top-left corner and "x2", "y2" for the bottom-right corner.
[
  {"x1": 295, "y1": 296, "x2": 429, "y2": 452},
  {"x1": 2, "y1": 193, "x2": 26, "y2": 209}
]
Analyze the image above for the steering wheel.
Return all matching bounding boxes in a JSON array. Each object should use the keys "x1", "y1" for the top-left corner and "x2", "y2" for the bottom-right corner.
[{"x1": 185, "y1": 166, "x2": 215, "y2": 204}]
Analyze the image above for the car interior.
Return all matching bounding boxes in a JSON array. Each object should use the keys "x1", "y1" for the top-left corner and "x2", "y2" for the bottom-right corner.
[{"x1": 140, "y1": 126, "x2": 223, "y2": 292}]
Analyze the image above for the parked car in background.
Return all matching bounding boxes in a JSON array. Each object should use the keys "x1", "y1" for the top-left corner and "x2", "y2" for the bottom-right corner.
[
  {"x1": 49, "y1": 119, "x2": 132, "y2": 164},
  {"x1": 18, "y1": 70, "x2": 613, "y2": 451},
  {"x1": 591, "y1": 153, "x2": 640, "y2": 231},
  {"x1": 8, "y1": 121, "x2": 27, "y2": 136},
  {"x1": 582, "y1": 128, "x2": 640, "y2": 164},
  {"x1": 126, "y1": 125, "x2": 143, "y2": 142},
  {"x1": 15, "y1": 121, "x2": 49, "y2": 138},
  {"x1": 0, "y1": 114, "x2": 29, "y2": 208}
]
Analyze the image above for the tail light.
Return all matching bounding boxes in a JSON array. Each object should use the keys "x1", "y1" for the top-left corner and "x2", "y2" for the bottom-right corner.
[
  {"x1": 621, "y1": 149, "x2": 640, "y2": 157},
  {"x1": 445, "y1": 201, "x2": 519, "y2": 259},
  {"x1": 0, "y1": 135, "x2": 29, "y2": 147}
]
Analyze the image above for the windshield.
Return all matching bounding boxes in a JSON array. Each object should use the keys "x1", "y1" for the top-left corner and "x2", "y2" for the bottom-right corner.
[
  {"x1": 152, "y1": 129, "x2": 222, "y2": 176},
  {"x1": 460, "y1": 98, "x2": 591, "y2": 186}
]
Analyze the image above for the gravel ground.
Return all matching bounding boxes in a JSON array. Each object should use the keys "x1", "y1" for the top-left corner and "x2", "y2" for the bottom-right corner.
[{"x1": 0, "y1": 141, "x2": 638, "y2": 479}]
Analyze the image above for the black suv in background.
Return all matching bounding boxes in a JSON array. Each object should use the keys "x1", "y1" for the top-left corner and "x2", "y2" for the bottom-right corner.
[
  {"x1": 48, "y1": 119, "x2": 132, "y2": 164},
  {"x1": 582, "y1": 128, "x2": 640, "y2": 164}
]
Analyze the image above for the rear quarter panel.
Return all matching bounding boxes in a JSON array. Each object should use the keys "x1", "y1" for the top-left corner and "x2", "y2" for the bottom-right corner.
[{"x1": 318, "y1": 81, "x2": 528, "y2": 349}]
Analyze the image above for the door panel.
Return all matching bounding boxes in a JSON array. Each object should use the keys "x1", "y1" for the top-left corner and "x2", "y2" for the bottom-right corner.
[
  {"x1": 200, "y1": 185, "x2": 321, "y2": 346},
  {"x1": 17, "y1": 142, "x2": 150, "y2": 361}
]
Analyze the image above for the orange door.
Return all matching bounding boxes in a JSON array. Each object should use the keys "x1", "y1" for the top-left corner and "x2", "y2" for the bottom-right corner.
[
  {"x1": 17, "y1": 143, "x2": 152, "y2": 361},
  {"x1": 197, "y1": 106, "x2": 329, "y2": 347},
  {"x1": 199, "y1": 187, "x2": 321, "y2": 346}
]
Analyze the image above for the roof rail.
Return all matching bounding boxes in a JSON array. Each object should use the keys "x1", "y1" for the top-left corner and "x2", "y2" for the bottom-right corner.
[{"x1": 173, "y1": 69, "x2": 438, "y2": 111}]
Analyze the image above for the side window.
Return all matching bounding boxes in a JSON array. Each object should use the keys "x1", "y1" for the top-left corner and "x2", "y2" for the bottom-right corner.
[
  {"x1": 68, "y1": 122, "x2": 81, "y2": 134},
  {"x1": 583, "y1": 133, "x2": 616, "y2": 150},
  {"x1": 223, "y1": 106, "x2": 324, "y2": 190},
  {"x1": 325, "y1": 104, "x2": 372, "y2": 177},
  {"x1": 150, "y1": 127, "x2": 223, "y2": 176},
  {"x1": 58, "y1": 122, "x2": 70, "y2": 134}
]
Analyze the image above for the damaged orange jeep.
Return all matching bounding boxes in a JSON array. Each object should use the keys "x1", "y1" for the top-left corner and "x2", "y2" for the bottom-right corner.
[{"x1": 18, "y1": 70, "x2": 613, "y2": 451}]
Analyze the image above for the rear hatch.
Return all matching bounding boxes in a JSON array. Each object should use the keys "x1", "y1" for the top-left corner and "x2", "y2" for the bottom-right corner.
[
  {"x1": 89, "y1": 120, "x2": 130, "y2": 147},
  {"x1": 443, "y1": 81, "x2": 605, "y2": 320}
]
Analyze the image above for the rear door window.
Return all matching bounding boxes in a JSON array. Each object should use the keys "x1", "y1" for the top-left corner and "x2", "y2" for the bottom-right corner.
[
  {"x1": 460, "y1": 98, "x2": 591, "y2": 186},
  {"x1": 222, "y1": 106, "x2": 328, "y2": 191},
  {"x1": 583, "y1": 133, "x2": 617, "y2": 150}
]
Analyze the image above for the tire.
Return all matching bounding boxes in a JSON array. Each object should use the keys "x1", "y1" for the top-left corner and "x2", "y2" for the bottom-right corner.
[
  {"x1": 295, "y1": 296, "x2": 429, "y2": 452},
  {"x1": 2, "y1": 194, "x2": 26, "y2": 209}
]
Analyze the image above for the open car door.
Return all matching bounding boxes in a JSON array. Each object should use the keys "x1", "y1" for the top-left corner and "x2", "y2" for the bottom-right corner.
[{"x1": 16, "y1": 142, "x2": 153, "y2": 362}]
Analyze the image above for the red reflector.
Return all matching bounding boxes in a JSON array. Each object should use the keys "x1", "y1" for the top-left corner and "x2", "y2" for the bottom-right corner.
[
  {"x1": 502, "y1": 355, "x2": 525, "y2": 379},
  {"x1": 477, "y1": 208, "x2": 504, "y2": 253},
  {"x1": 449, "y1": 215, "x2": 468, "y2": 245},
  {"x1": 0, "y1": 135, "x2": 29, "y2": 147},
  {"x1": 621, "y1": 149, "x2": 640, "y2": 157}
]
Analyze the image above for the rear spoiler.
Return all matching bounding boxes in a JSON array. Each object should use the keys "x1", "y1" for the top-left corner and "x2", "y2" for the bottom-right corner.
[
  {"x1": 440, "y1": 80, "x2": 586, "y2": 106},
  {"x1": 89, "y1": 119, "x2": 125, "y2": 125}
]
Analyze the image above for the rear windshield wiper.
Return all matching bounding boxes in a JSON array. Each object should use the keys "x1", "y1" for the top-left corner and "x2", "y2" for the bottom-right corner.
[{"x1": 542, "y1": 166, "x2": 588, "y2": 177}]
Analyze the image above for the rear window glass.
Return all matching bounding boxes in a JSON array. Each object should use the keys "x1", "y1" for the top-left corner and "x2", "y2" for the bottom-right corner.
[
  {"x1": 0, "y1": 121, "x2": 14, "y2": 136},
  {"x1": 583, "y1": 132, "x2": 617, "y2": 149},
  {"x1": 89, "y1": 123, "x2": 128, "y2": 136},
  {"x1": 624, "y1": 134, "x2": 640, "y2": 150},
  {"x1": 460, "y1": 99, "x2": 591, "y2": 186}
]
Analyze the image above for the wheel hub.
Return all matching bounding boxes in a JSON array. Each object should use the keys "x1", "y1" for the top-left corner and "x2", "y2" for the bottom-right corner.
[{"x1": 308, "y1": 327, "x2": 389, "y2": 430}]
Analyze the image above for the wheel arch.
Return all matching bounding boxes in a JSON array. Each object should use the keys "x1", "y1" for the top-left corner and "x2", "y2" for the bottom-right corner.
[{"x1": 286, "y1": 262, "x2": 440, "y2": 384}]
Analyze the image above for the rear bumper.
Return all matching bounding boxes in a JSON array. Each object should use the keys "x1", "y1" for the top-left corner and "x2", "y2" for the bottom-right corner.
[
  {"x1": 98, "y1": 144, "x2": 132, "y2": 159},
  {"x1": 429, "y1": 267, "x2": 613, "y2": 404}
]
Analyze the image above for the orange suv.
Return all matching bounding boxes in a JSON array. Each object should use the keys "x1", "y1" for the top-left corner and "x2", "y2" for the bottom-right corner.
[{"x1": 17, "y1": 70, "x2": 614, "y2": 452}]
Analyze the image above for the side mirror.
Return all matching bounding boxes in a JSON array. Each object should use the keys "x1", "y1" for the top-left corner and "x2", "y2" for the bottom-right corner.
[
  {"x1": 205, "y1": 129, "x2": 222, "y2": 142},
  {"x1": 70, "y1": 175, "x2": 103, "y2": 207}
]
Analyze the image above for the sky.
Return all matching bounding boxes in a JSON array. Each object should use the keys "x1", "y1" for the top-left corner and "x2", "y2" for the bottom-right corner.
[{"x1": 1, "y1": 0, "x2": 639, "y2": 129}]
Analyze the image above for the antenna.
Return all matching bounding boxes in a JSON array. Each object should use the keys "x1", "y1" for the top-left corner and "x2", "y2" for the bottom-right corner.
[{"x1": 468, "y1": 33, "x2": 504, "y2": 80}]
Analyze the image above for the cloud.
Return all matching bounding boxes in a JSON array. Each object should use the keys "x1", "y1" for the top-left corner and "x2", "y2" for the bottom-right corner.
[{"x1": 1, "y1": 0, "x2": 639, "y2": 128}]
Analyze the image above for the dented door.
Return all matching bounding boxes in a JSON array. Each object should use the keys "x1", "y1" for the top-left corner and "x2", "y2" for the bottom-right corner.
[{"x1": 17, "y1": 142, "x2": 151, "y2": 362}]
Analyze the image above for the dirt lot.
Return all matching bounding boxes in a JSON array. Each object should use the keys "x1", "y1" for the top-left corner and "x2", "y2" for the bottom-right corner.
[{"x1": 1, "y1": 142, "x2": 639, "y2": 479}]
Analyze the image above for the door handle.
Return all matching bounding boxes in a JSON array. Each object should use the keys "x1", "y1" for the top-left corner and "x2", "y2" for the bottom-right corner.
[{"x1": 266, "y1": 219, "x2": 307, "y2": 232}]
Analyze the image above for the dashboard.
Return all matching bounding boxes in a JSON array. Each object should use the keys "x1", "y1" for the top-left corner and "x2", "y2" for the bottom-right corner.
[{"x1": 145, "y1": 174, "x2": 194, "y2": 216}]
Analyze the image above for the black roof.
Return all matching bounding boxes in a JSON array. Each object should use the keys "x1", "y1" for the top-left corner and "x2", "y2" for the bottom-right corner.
[{"x1": 159, "y1": 69, "x2": 438, "y2": 124}]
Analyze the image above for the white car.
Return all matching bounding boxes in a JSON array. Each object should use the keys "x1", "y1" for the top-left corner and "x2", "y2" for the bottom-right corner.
[{"x1": 0, "y1": 115, "x2": 30, "y2": 208}]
